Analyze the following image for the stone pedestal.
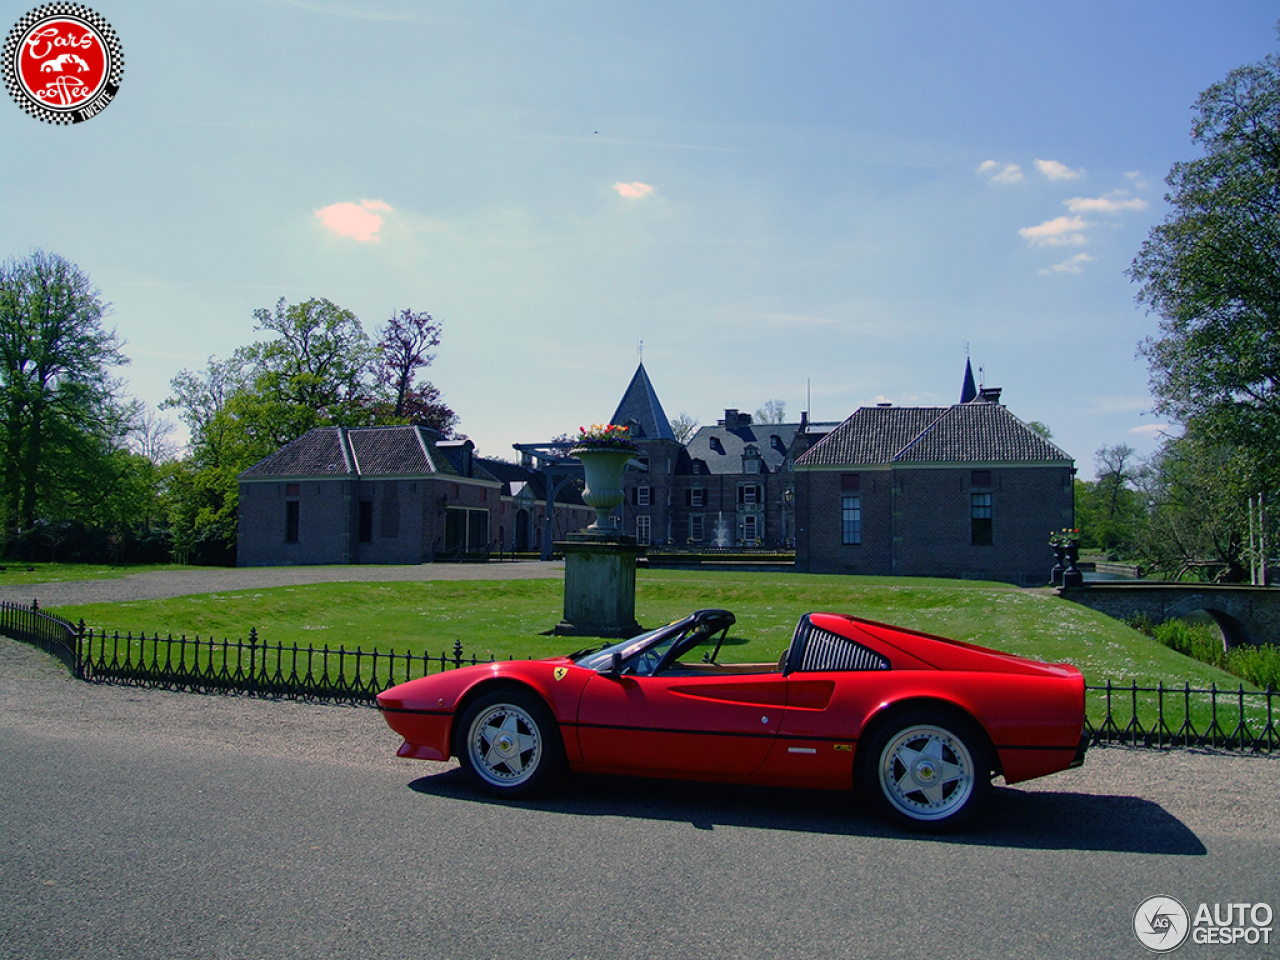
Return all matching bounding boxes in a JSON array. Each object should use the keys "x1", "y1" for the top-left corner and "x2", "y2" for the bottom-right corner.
[{"x1": 554, "y1": 532, "x2": 645, "y2": 638}]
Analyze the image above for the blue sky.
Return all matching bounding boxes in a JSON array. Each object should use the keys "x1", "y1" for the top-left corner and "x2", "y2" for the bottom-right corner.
[{"x1": 2, "y1": 1, "x2": 1276, "y2": 477}]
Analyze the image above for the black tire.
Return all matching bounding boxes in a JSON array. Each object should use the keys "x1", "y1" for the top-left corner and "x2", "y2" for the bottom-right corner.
[
  {"x1": 454, "y1": 688, "x2": 565, "y2": 798},
  {"x1": 858, "y1": 707, "x2": 991, "y2": 831}
]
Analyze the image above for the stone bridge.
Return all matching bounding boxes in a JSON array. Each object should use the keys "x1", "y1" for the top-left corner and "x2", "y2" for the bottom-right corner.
[{"x1": 1059, "y1": 582, "x2": 1280, "y2": 648}]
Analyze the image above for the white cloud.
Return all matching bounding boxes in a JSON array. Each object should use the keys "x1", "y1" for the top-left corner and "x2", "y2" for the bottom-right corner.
[
  {"x1": 1065, "y1": 191, "x2": 1148, "y2": 214},
  {"x1": 1129, "y1": 423, "x2": 1167, "y2": 438},
  {"x1": 613, "y1": 181, "x2": 655, "y2": 199},
  {"x1": 1035, "y1": 158, "x2": 1084, "y2": 181},
  {"x1": 314, "y1": 199, "x2": 392, "y2": 242},
  {"x1": 977, "y1": 160, "x2": 1023, "y2": 184},
  {"x1": 1039, "y1": 253, "x2": 1094, "y2": 275},
  {"x1": 1019, "y1": 215, "x2": 1090, "y2": 247},
  {"x1": 1124, "y1": 170, "x2": 1149, "y2": 190}
]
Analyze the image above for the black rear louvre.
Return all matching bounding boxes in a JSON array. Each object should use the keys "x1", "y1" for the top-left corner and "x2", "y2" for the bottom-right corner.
[{"x1": 785, "y1": 615, "x2": 890, "y2": 675}]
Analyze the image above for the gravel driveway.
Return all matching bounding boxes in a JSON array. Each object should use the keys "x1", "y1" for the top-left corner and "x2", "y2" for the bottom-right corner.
[{"x1": 0, "y1": 560, "x2": 564, "y2": 608}]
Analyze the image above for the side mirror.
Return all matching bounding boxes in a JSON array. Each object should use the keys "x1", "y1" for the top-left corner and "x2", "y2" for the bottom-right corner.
[{"x1": 599, "y1": 652, "x2": 623, "y2": 679}]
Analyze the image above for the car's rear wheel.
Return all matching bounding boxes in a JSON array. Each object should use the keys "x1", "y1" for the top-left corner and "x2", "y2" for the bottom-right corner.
[
  {"x1": 455, "y1": 688, "x2": 564, "y2": 798},
  {"x1": 859, "y1": 708, "x2": 990, "y2": 831}
]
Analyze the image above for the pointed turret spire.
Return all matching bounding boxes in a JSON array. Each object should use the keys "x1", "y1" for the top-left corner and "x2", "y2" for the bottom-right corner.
[
  {"x1": 960, "y1": 356, "x2": 978, "y2": 403},
  {"x1": 609, "y1": 363, "x2": 677, "y2": 441}
]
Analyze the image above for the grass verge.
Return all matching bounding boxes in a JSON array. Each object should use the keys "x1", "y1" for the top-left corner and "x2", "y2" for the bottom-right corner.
[
  {"x1": 46, "y1": 568, "x2": 1252, "y2": 688},
  {"x1": 0, "y1": 561, "x2": 186, "y2": 586}
]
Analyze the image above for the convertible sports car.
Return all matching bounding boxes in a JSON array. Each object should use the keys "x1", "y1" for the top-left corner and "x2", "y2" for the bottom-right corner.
[{"x1": 377, "y1": 610, "x2": 1087, "y2": 830}]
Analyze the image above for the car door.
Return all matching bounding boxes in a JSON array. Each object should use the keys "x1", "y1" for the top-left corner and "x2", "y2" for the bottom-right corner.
[{"x1": 576, "y1": 671, "x2": 786, "y2": 776}]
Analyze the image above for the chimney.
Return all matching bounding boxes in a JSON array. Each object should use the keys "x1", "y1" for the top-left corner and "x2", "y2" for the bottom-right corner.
[{"x1": 978, "y1": 387, "x2": 1003, "y2": 404}]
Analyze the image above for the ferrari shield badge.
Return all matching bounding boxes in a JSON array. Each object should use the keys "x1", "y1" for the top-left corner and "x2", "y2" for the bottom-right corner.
[{"x1": 554, "y1": 667, "x2": 568, "y2": 681}]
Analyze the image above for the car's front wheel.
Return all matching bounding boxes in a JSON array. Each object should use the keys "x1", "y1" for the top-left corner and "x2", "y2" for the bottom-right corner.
[
  {"x1": 455, "y1": 688, "x2": 564, "y2": 798},
  {"x1": 859, "y1": 708, "x2": 990, "y2": 831}
]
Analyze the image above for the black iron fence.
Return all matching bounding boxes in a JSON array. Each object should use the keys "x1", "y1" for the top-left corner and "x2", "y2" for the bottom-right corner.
[
  {"x1": 1, "y1": 600, "x2": 1277, "y2": 753},
  {"x1": 1084, "y1": 679, "x2": 1279, "y2": 753},
  {"x1": 0, "y1": 599, "x2": 494, "y2": 705},
  {"x1": 0, "y1": 599, "x2": 78, "y2": 674}
]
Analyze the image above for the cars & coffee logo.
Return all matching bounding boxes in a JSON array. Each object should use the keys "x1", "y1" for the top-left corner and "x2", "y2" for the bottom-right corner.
[
  {"x1": 1134, "y1": 896, "x2": 1190, "y2": 953},
  {"x1": 3, "y1": 3, "x2": 123, "y2": 124}
]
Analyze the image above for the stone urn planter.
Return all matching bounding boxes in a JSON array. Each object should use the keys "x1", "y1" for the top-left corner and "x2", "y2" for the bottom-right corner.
[
  {"x1": 1050, "y1": 529, "x2": 1082, "y2": 588},
  {"x1": 572, "y1": 446, "x2": 636, "y2": 531},
  {"x1": 1061, "y1": 542, "x2": 1083, "y2": 588},
  {"x1": 1050, "y1": 544, "x2": 1068, "y2": 586}
]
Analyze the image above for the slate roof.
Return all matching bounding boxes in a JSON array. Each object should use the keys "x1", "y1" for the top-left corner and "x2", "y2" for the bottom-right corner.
[
  {"x1": 240, "y1": 426, "x2": 470, "y2": 480},
  {"x1": 684, "y1": 421, "x2": 804, "y2": 475},
  {"x1": 479, "y1": 457, "x2": 586, "y2": 506},
  {"x1": 609, "y1": 363, "x2": 677, "y2": 442},
  {"x1": 797, "y1": 403, "x2": 1072, "y2": 467},
  {"x1": 239, "y1": 425, "x2": 592, "y2": 502},
  {"x1": 347, "y1": 427, "x2": 441, "y2": 476},
  {"x1": 239, "y1": 428, "x2": 356, "y2": 479}
]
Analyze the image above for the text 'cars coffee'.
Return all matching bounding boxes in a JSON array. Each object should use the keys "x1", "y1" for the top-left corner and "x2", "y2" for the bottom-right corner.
[{"x1": 377, "y1": 610, "x2": 1087, "y2": 831}]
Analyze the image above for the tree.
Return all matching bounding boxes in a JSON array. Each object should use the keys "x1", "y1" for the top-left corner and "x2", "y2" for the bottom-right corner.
[
  {"x1": 1026, "y1": 421, "x2": 1053, "y2": 440},
  {"x1": 1132, "y1": 429, "x2": 1256, "y2": 581},
  {"x1": 1130, "y1": 34, "x2": 1280, "y2": 478},
  {"x1": 232, "y1": 297, "x2": 380, "y2": 448},
  {"x1": 373, "y1": 308, "x2": 457, "y2": 434},
  {"x1": 1075, "y1": 444, "x2": 1147, "y2": 556},
  {"x1": 755, "y1": 399, "x2": 786, "y2": 424},
  {"x1": 0, "y1": 250, "x2": 136, "y2": 547},
  {"x1": 669, "y1": 412, "x2": 700, "y2": 444}
]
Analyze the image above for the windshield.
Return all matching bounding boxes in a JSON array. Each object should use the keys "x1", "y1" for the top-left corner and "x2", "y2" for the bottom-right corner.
[
  {"x1": 572, "y1": 622, "x2": 680, "y2": 673},
  {"x1": 571, "y1": 610, "x2": 735, "y2": 676}
]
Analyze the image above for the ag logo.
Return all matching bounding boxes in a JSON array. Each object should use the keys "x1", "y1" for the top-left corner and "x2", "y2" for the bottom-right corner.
[
  {"x1": 3, "y1": 4, "x2": 123, "y2": 124},
  {"x1": 1134, "y1": 896, "x2": 1190, "y2": 953}
]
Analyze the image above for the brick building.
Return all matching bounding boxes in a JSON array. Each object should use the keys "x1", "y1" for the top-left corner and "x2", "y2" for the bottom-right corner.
[
  {"x1": 237, "y1": 425, "x2": 590, "y2": 566},
  {"x1": 610, "y1": 363, "x2": 836, "y2": 548},
  {"x1": 236, "y1": 363, "x2": 1075, "y2": 582},
  {"x1": 792, "y1": 392, "x2": 1075, "y2": 584}
]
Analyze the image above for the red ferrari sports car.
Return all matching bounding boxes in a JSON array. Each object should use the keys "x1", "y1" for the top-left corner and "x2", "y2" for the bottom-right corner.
[{"x1": 377, "y1": 609, "x2": 1087, "y2": 830}]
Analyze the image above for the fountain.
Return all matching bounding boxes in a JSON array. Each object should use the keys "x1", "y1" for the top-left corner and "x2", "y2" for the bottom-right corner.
[{"x1": 712, "y1": 512, "x2": 732, "y2": 548}]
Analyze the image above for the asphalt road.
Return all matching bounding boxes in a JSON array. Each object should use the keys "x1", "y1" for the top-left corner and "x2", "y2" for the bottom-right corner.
[{"x1": 2, "y1": 638, "x2": 1277, "y2": 960}]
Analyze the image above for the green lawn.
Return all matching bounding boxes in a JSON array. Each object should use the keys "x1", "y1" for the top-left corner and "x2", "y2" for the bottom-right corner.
[
  {"x1": 0, "y1": 561, "x2": 186, "y2": 586},
  {"x1": 46, "y1": 568, "x2": 1250, "y2": 689}
]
